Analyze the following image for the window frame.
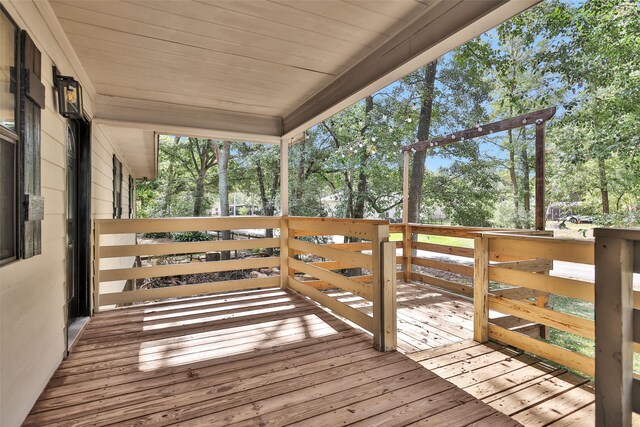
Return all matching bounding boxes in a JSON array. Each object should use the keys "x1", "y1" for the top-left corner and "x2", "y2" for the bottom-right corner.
[{"x1": 0, "y1": 5, "x2": 21, "y2": 266}]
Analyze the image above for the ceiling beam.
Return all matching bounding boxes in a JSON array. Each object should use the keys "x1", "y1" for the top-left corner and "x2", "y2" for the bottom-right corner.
[
  {"x1": 94, "y1": 96, "x2": 283, "y2": 144},
  {"x1": 281, "y1": 0, "x2": 539, "y2": 140}
]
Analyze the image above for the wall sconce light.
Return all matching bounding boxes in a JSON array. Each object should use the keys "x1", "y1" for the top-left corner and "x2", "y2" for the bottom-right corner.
[{"x1": 53, "y1": 66, "x2": 83, "y2": 119}]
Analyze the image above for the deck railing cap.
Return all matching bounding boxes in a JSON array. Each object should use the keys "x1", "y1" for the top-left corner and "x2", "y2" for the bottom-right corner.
[{"x1": 594, "y1": 227, "x2": 640, "y2": 241}]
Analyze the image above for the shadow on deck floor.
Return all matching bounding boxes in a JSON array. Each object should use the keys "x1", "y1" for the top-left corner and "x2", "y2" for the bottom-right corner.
[{"x1": 25, "y1": 287, "x2": 515, "y2": 427}]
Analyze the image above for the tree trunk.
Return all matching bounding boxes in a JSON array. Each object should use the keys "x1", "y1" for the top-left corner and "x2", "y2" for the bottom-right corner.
[
  {"x1": 598, "y1": 157, "x2": 610, "y2": 214},
  {"x1": 295, "y1": 139, "x2": 306, "y2": 201},
  {"x1": 520, "y1": 128, "x2": 531, "y2": 228},
  {"x1": 218, "y1": 141, "x2": 231, "y2": 260},
  {"x1": 408, "y1": 60, "x2": 438, "y2": 224},
  {"x1": 352, "y1": 96, "x2": 374, "y2": 219},
  {"x1": 193, "y1": 172, "x2": 206, "y2": 217},
  {"x1": 508, "y1": 129, "x2": 521, "y2": 228},
  {"x1": 256, "y1": 158, "x2": 279, "y2": 255},
  {"x1": 163, "y1": 162, "x2": 175, "y2": 216}
]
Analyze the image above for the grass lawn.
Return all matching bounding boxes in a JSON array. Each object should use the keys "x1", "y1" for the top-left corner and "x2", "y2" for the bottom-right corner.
[
  {"x1": 389, "y1": 232, "x2": 473, "y2": 248},
  {"x1": 549, "y1": 295, "x2": 640, "y2": 373}
]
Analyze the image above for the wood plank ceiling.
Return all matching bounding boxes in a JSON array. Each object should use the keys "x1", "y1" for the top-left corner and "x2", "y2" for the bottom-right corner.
[
  {"x1": 49, "y1": 0, "x2": 532, "y2": 178},
  {"x1": 52, "y1": 0, "x2": 433, "y2": 118}
]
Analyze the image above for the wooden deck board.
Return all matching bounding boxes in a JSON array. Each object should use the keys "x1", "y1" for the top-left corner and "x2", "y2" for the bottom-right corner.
[
  {"x1": 409, "y1": 339, "x2": 596, "y2": 427},
  {"x1": 25, "y1": 287, "x2": 513, "y2": 427},
  {"x1": 391, "y1": 282, "x2": 597, "y2": 427}
]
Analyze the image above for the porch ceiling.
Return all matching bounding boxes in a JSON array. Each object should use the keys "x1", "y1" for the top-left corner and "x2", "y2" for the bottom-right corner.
[{"x1": 50, "y1": 0, "x2": 537, "y2": 177}]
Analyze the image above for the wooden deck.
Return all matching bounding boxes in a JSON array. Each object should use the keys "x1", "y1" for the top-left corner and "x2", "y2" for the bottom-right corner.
[
  {"x1": 408, "y1": 340, "x2": 597, "y2": 427},
  {"x1": 332, "y1": 281, "x2": 598, "y2": 426},
  {"x1": 328, "y1": 280, "x2": 475, "y2": 353},
  {"x1": 25, "y1": 287, "x2": 517, "y2": 427}
]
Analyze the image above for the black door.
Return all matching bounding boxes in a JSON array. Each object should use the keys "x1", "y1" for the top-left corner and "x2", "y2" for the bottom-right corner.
[
  {"x1": 66, "y1": 116, "x2": 91, "y2": 350},
  {"x1": 66, "y1": 119, "x2": 80, "y2": 318}
]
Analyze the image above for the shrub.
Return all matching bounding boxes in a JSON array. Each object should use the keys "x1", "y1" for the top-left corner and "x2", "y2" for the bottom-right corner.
[{"x1": 173, "y1": 231, "x2": 214, "y2": 242}]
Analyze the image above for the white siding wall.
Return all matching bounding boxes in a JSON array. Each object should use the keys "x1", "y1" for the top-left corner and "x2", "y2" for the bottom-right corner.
[
  {"x1": 0, "y1": 3, "x2": 135, "y2": 426},
  {"x1": 92, "y1": 123, "x2": 136, "y2": 296}
]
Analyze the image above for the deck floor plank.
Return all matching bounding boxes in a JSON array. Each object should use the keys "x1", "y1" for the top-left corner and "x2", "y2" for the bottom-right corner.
[
  {"x1": 25, "y1": 286, "x2": 514, "y2": 427},
  {"x1": 25, "y1": 282, "x2": 602, "y2": 426},
  {"x1": 388, "y1": 282, "x2": 599, "y2": 427}
]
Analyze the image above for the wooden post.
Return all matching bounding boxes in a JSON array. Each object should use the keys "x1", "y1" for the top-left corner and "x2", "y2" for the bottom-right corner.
[
  {"x1": 279, "y1": 216, "x2": 289, "y2": 289},
  {"x1": 380, "y1": 240, "x2": 397, "y2": 351},
  {"x1": 402, "y1": 151, "x2": 411, "y2": 282},
  {"x1": 535, "y1": 122, "x2": 546, "y2": 231},
  {"x1": 280, "y1": 138, "x2": 290, "y2": 289},
  {"x1": 288, "y1": 229, "x2": 296, "y2": 282},
  {"x1": 280, "y1": 138, "x2": 289, "y2": 216},
  {"x1": 372, "y1": 224, "x2": 394, "y2": 351},
  {"x1": 403, "y1": 224, "x2": 412, "y2": 283},
  {"x1": 403, "y1": 151, "x2": 409, "y2": 224},
  {"x1": 595, "y1": 230, "x2": 634, "y2": 427},
  {"x1": 93, "y1": 221, "x2": 101, "y2": 314},
  {"x1": 474, "y1": 235, "x2": 489, "y2": 342}
]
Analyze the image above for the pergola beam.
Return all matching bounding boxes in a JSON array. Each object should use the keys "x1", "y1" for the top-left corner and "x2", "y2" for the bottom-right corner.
[
  {"x1": 402, "y1": 107, "x2": 556, "y2": 152},
  {"x1": 400, "y1": 106, "x2": 556, "y2": 231}
]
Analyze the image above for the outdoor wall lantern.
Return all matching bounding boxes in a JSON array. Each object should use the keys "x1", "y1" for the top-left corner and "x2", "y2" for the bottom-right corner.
[{"x1": 53, "y1": 66, "x2": 83, "y2": 119}]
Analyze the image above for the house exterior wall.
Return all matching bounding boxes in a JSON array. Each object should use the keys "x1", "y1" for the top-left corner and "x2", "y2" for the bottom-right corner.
[
  {"x1": 0, "y1": 3, "x2": 135, "y2": 426},
  {"x1": 92, "y1": 123, "x2": 136, "y2": 297}
]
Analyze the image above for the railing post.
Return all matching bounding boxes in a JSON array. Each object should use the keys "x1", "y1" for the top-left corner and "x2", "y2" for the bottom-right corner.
[
  {"x1": 403, "y1": 223, "x2": 412, "y2": 283},
  {"x1": 279, "y1": 216, "x2": 288, "y2": 289},
  {"x1": 93, "y1": 221, "x2": 101, "y2": 314},
  {"x1": 473, "y1": 234, "x2": 489, "y2": 343},
  {"x1": 594, "y1": 229, "x2": 635, "y2": 427},
  {"x1": 373, "y1": 224, "x2": 396, "y2": 351}
]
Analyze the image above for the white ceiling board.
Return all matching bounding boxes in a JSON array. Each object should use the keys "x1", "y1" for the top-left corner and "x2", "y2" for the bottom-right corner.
[
  {"x1": 99, "y1": 124, "x2": 157, "y2": 179},
  {"x1": 95, "y1": 96, "x2": 283, "y2": 142},
  {"x1": 48, "y1": 0, "x2": 539, "y2": 169},
  {"x1": 51, "y1": 0, "x2": 429, "y2": 120}
]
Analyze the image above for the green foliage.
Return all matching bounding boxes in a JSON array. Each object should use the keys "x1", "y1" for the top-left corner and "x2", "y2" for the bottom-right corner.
[
  {"x1": 137, "y1": 0, "x2": 638, "y2": 231},
  {"x1": 142, "y1": 232, "x2": 172, "y2": 239},
  {"x1": 172, "y1": 231, "x2": 214, "y2": 242}
]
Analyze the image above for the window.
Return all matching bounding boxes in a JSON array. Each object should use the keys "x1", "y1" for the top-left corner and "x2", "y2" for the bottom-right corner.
[
  {"x1": 1, "y1": 8, "x2": 43, "y2": 263},
  {"x1": 0, "y1": 8, "x2": 18, "y2": 263},
  {"x1": 113, "y1": 155, "x2": 122, "y2": 219},
  {"x1": 128, "y1": 175, "x2": 134, "y2": 218}
]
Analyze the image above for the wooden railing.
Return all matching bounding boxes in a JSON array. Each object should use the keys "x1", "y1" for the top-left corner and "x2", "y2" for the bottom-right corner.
[
  {"x1": 594, "y1": 228, "x2": 640, "y2": 426},
  {"x1": 93, "y1": 216, "x2": 282, "y2": 309},
  {"x1": 93, "y1": 216, "x2": 397, "y2": 351},
  {"x1": 285, "y1": 217, "x2": 397, "y2": 351},
  {"x1": 390, "y1": 224, "x2": 551, "y2": 296},
  {"x1": 474, "y1": 231, "x2": 597, "y2": 376}
]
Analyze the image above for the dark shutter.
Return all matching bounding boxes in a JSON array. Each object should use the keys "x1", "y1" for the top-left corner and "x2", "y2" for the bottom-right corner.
[
  {"x1": 128, "y1": 175, "x2": 134, "y2": 218},
  {"x1": 20, "y1": 31, "x2": 45, "y2": 259},
  {"x1": 112, "y1": 155, "x2": 122, "y2": 218}
]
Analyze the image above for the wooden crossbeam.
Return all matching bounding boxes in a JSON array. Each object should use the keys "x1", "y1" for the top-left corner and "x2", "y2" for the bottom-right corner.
[{"x1": 401, "y1": 107, "x2": 556, "y2": 152}]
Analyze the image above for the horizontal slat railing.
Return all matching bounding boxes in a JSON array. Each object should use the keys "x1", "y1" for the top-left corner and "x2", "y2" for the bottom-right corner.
[
  {"x1": 284, "y1": 216, "x2": 396, "y2": 351},
  {"x1": 93, "y1": 216, "x2": 282, "y2": 311},
  {"x1": 288, "y1": 258, "x2": 374, "y2": 301},
  {"x1": 100, "y1": 238, "x2": 280, "y2": 258},
  {"x1": 488, "y1": 233, "x2": 594, "y2": 264},
  {"x1": 474, "y1": 232, "x2": 597, "y2": 376},
  {"x1": 101, "y1": 257, "x2": 280, "y2": 282},
  {"x1": 94, "y1": 215, "x2": 399, "y2": 352},
  {"x1": 98, "y1": 216, "x2": 281, "y2": 234},
  {"x1": 392, "y1": 223, "x2": 550, "y2": 302}
]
